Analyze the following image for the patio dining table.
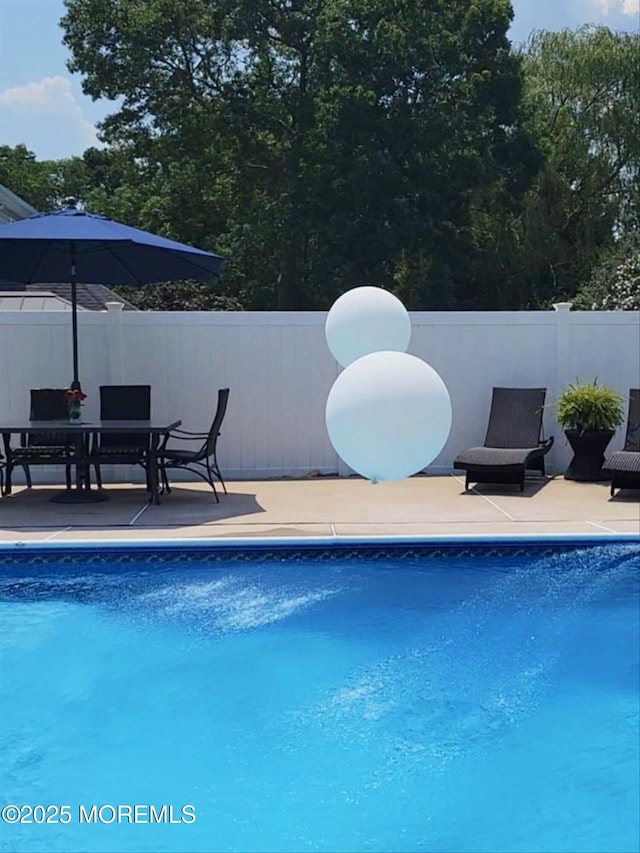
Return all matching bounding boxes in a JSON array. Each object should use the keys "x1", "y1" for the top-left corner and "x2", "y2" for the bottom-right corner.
[{"x1": 0, "y1": 419, "x2": 181, "y2": 504}]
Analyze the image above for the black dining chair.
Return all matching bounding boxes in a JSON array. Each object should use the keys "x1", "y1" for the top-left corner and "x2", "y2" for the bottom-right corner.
[
  {"x1": 91, "y1": 385, "x2": 151, "y2": 488},
  {"x1": 158, "y1": 388, "x2": 230, "y2": 501},
  {"x1": 7, "y1": 389, "x2": 74, "y2": 491}
]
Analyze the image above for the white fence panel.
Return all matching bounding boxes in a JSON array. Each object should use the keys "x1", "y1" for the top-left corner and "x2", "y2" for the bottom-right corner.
[
  {"x1": 0, "y1": 306, "x2": 638, "y2": 482},
  {"x1": 566, "y1": 313, "x2": 640, "y2": 461},
  {"x1": 0, "y1": 312, "x2": 110, "y2": 422},
  {"x1": 410, "y1": 312, "x2": 558, "y2": 470}
]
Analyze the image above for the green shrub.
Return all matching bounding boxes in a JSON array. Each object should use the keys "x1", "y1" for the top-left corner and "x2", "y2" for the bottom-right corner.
[{"x1": 557, "y1": 380, "x2": 625, "y2": 433}]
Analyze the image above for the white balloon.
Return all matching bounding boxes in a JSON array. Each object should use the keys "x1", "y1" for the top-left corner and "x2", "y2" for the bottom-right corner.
[
  {"x1": 325, "y1": 286, "x2": 411, "y2": 368},
  {"x1": 326, "y1": 351, "x2": 452, "y2": 482}
]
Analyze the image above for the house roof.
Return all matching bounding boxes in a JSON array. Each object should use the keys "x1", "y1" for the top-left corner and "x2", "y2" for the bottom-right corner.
[
  {"x1": 0, "y1": 291, "x2": 89, "y2": 311},
  {"x1": 0, "y1": 183, "x2": 38, "y2": 224},
  {"x1": 0, "y1": 281, "x2": 139, "y2": 311}
]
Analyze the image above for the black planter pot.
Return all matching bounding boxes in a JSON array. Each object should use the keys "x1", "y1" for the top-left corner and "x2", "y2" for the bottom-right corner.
[{"x1": 564, "y1": 429, "x2": 615, "y2": 481}]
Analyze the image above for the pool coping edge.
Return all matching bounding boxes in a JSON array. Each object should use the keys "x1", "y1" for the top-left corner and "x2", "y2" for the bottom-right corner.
[{"x1": 0, "y1": 532, "x2": 638, "y2": 553}]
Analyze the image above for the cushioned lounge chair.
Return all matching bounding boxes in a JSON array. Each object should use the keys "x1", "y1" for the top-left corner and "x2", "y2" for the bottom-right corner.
[
  {"x1": 602, "y1": 388, "x2": 640, "y2": 496},
  {"x1": 158, "y1": 388, "x2": 229, "y2": 502},
  {"x1": 454, "y1": 387, "x2": 554, "y2": 492}
]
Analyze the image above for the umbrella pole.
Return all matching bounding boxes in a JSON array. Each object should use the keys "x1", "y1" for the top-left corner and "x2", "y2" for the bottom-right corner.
[
  {"x1": 70, "y1": 248, "x2": 81, "y2": 391},
  {"x1": 55, "y1": 244, "x2": 110, "y2": 502}
]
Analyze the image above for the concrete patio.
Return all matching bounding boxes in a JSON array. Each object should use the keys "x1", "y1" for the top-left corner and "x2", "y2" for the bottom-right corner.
[{"x1": 0, "y1": 475, "x2": 638, "y2": 542}]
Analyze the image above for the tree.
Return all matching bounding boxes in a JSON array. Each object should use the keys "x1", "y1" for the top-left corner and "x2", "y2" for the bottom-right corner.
[
  {"x1": 61, "y1": 0, "x2": 537, "y2": 309},
  {"x1": 511, "y1": 26, "x2": 640, "y2": 305},
  {"x1": 0, "y1": 144, "x2": 52, "y2": 210},
  {"x1": 0, "y1": 144, "x2": 91, "y2": 212},
  {"x1": 573, "y1": 231, "x2": 640, "y2": 310},
  {"x1": 1, "y1": 145, "x2": 62, "y2": 211}
]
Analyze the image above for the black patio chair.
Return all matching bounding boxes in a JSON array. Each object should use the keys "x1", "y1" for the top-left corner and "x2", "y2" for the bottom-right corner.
[
  {"x1": 5, "y1": 388, "x2": 74, "y2": 492},
  {"x1": 453, "y1": 387, "x2": 554, "y2": 492},
  {"x1": 91, "y1": 385, "x2": 151, "y2": 488},
  {"x1": 602, "y1": 389, "x2": 640, "y2": 496},
  {"x1": 158, "y1": 388, "x2": 230, "y2": 502}
]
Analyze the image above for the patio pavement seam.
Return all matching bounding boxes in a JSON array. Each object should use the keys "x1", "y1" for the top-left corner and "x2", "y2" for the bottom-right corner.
[
  {"x1": 43, "y1": 526, "x2": 72, "y2": 540},
  {"x1": 586, "y1": 520, "x2": 618, "y2": 533},
  {"x1": 129, "y1": 503, "x2": 150, "y2": 525},
  {"x1": 450, "y1": 474, "x2": 516, "y2": 521}
]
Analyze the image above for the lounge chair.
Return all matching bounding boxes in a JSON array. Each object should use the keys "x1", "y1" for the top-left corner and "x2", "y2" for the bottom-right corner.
[
  {"x1": 158, "y1": 388, "x2": 229, "y2": 501},
  {"x1": 602, "y1": 389, "x2": 640, "y2": 496},
  {"x1": 454, "y1": 387, "x2": 554, "y2": 492}
]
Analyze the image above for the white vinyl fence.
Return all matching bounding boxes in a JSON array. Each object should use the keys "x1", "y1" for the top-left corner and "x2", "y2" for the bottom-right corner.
[{"x1": 0, "y1": 303, "x2": 638, "y2": 482}]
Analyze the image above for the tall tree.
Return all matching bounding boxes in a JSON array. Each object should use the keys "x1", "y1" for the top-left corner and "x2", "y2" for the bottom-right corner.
[
  {"x1": 512, "y1": 26, "x2": 640, "y2": 305},
  {"x1": 61, "y1": 0, "x2": 536, "y2": 309}
]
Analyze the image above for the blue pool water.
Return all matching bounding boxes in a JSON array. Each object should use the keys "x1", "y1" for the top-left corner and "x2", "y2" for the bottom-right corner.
[{"x1": 0, "y1": 542, "x2": 638, "y2": 853}]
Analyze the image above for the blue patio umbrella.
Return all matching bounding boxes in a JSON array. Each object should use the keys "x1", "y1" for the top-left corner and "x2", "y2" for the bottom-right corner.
[{"x1": 0, "y1": 199, "x2": 223, "y2": 389}]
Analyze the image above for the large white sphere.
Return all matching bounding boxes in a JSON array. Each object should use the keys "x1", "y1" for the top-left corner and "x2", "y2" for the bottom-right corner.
[
  {"x1": 325, "y1": 286, "x2": 411, "y2": 368},
  {"x1": 325, "y1": 351, "x2": 452, "y2": 482}
]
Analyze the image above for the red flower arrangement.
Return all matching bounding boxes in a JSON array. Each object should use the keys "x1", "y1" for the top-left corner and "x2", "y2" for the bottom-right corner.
[{"x1": 65, "y1": 388, "x2": 87, "y2": 420}]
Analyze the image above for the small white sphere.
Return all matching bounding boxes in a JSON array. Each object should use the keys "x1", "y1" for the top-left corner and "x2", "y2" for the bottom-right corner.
[
  {"x1": 325, "y1": 286, "x2": 411, "y2": 368},
  {"x1": 325, "y1": 351, "x2": 452, "y2": 482}
]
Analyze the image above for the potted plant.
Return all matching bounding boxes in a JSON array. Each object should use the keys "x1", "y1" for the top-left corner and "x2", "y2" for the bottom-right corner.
[{"x1": 557, "y1": 380, "x2": 625, "y2": 481}]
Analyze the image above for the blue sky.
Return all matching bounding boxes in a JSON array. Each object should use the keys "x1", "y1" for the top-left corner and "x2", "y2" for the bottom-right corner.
[{"x1": 0, "y1": 0, "x2": 638, "y2": 161}]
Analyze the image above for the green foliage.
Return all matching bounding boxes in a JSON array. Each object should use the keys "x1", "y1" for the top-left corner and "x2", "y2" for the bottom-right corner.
[
  {"x1": 60, "y1": 0, "x2": 537, "y2": 309},
  {"x1": 513, "y1": 26, "x2": 640, "y2": 305},
  {"x1": 573, "y1": 231, "x2": 640, "y2": 310},
  {"x1": 0, "y1": 144, "x2": 92, "y2": 212},
  {"x1": 0, "y1": 144, "x2": 51, "y2": 209},
  {"x1": 557, "y1": 380, "x2": 625, "y2": 433},
  {"x1": 115, "y1": 280, "x2": 243, "y2": 311},
  {"x1": 5, "y1": 12, "x2": 637, "y2": 311}
]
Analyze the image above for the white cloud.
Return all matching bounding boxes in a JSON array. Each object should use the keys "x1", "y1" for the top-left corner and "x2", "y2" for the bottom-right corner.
[
  {"x1": 590, "y1": 0, "x2": 640, "y2": 16},
  {"x1": 0, "y1": 75, "x2": 100, "y2": 158}
]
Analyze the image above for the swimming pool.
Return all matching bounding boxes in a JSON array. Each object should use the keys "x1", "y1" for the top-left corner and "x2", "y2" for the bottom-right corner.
[{"x1": 1, "y1": 538, "x2": 638, "y2": 853}]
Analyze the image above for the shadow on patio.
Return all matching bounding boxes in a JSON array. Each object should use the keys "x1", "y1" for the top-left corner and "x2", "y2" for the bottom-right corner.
[
  {"x1": 139, "y1": 486, "x2": 264, "y2": 526},
  {"x1": 0, "y1": 485, "x2": 264, "y2": 529},
  {"x1": 459, "y1": 476, "x2": 554, "y2": 498}
]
